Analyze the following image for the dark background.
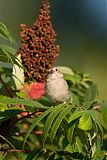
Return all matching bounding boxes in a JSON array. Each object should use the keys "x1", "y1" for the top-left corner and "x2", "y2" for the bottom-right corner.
[{"x1": 0, "y1": 0, "x2": 106, "y2": 99}]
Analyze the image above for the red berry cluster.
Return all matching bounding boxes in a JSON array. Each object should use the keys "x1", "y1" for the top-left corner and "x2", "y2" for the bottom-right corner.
[{"x1": 18, "y1": 0, "x2": 60, "y2": 82}]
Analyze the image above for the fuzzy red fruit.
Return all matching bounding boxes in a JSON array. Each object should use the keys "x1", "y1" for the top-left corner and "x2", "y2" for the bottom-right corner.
[{"x1": 21, "y1": 82, "x2": 45, "y2": 99}]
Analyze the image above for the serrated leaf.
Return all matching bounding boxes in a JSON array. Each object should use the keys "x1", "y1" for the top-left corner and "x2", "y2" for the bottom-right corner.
[
  {"x1": 78, "y1": 112, "x2": 92, "y2": 130},
  {"x1": 0, "y1": 97, "x2": 49, "y2": 109},
  {"x1": 23, "y1": 107, "x2": 54, "y2": 148},
  {"x1": 68, "y1": 110, "x2": 84, "y2": 124},
  {"x1": 43, "y1": 103, "x2": 65, "y2": 145},
  {"x1": 50, "y1": 106, "x2": 71, "y2": 142},
  {"x1": 84, "y1": 84, "x2": 97, "y2": 109}
]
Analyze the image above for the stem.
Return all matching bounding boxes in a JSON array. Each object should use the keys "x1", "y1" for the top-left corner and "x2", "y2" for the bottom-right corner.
[
  {"x1": 0, "y1": 149, "x2": 32, "y2": 153},
  {"x1": 16, "y1": 111, "x2": 43, "y2": 122}
]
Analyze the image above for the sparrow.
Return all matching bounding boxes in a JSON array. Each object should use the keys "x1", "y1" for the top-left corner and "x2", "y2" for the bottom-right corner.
[{"x1": 45, "y1": 68, "x2": 70, "y2": 103}]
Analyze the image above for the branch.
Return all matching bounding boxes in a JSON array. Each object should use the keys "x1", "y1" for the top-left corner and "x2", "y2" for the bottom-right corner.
[{"x1": 0, "y1": 149, "x2": 32, "y2": 153}]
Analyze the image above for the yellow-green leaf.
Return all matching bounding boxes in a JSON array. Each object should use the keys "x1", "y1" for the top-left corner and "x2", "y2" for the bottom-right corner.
[{"x1": 78, "y1": 112, "x2": 92, "y2": 130}]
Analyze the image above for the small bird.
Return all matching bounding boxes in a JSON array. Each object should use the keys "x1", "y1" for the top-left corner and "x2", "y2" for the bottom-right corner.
[{"x1": 45, "y1": 68, "x2": 70, "y2": 103}]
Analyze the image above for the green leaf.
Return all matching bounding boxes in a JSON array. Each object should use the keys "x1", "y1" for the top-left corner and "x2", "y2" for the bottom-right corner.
[
  {"x1": 43, "y1": 103, "x2": 65, "y2": 145},
  {"x1": 16, "y1": 92, "x2": 27, "y2": 99},
  {"x1": 26, "y1": 149, "x2": 45, "y2": 160},
  {"x1": 84, "y1": 84, "x2": 97, "y2": 109},
  {"x1": 0, "y1": 103, "x2": 7, "y2": 111},
  {"x1": 68, "y1": 110, "x2": 84, "y2": 124},
  {"x1": 47, "y1": 153, "x2": 56, "y2": 160},
  {"x1": 88, "y1": 110, "x2": 104, "y2": 135},
  {"x1": 1, "y1": 73, "x2": 11, "y2": 83},
  {"x1": 50, "y1": 106, "x2": 71, "y2": 142},
  {"x1": 23, "y1": 107, "x2": 54, "y2": 148},
  {"x1": 101, "y1": 102, "x2": 107, "y2": 130},
  {"x1": 64, "y1": 74, "x2": 76, "y2": 84},
  {"x1": 0, "y1": 45, "x2": 14, "y2": 64},
  {"x1": 1, "y1": 45, "x2": 17, "y2": 55},
  {"x1": 0, "y1": 97, "x2": 49, "y2": 109},
  {"x1": 0, "y1": 21, "x2": 15, "y2": 43},
  {"x1": 12, "y1": 54, "x2": 24, "y2": 90},
  {"x1": 67, "y1": 123, "x2": 76, "y2": 144},
  {"x1": 0, "y1": 62, "x2": 12, "y2": 69},
  {"x1": 78, "y1": 112, "x2": 92, "y2": 130},
  {"x1": 75, "y1": 136, "x2": 83, "y2": 153},
  {"x1": 0, "y1": 45, "x2": 23, "y2": 69},
  {"x1": 0, "y1": 107, "x2": 23, "y2": 122},
  {"x1": 71, "y1": 93, "x2": 80, "y2": 106},
  {"x1": 54, "y1": 66, "x2": 74, "y2": 76}
]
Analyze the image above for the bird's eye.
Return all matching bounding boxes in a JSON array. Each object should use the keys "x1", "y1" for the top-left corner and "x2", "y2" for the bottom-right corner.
[{"x1": 55, "y1": 68, "x2": 57, "y2": 71}]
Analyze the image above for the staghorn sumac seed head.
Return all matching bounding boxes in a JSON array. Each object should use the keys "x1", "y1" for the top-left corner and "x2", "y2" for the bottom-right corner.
[{"x1": 17, "y1": 0, "x2": 60, "y2": 82}]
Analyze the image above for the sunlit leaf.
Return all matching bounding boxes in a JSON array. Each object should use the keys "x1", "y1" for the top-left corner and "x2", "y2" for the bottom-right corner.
[
  {"x1": 68, "y1": 110, "x2": 84, "y2": 124},
  {"x1": 0, "y1": 102, "x2": 8, "y2": 111},
  {"x1": 54, "y1": 66, "x2": 74, "y2": 76},
  {"x1": 64, "y1": 74, "x2": 76, "y2": 84},
  {"x1": 12, "y1": 54, "x2": 24, "y2": 90},
  {"x1": 78, "y1": 112, "x2": 92, "y2": 130}
]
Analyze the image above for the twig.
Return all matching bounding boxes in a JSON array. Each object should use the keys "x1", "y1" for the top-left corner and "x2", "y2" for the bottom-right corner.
[
  {"x1": 0, "y1": 149, "x2": 32, "y2": 153},
  {"x1": 17, "y1": 111, "x2": 43, "y2": 122},
  {"x1": 105, "y1": 152, "x2": 107, "y2": 156},
  {"x1": 34, "y1": 130, "x2": 43, "y2": 135}
]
